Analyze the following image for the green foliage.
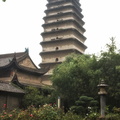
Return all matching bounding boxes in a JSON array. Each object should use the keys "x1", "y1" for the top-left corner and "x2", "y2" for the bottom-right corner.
[
  {"x1": 105, "y1": 108, "x2": 120, "y2": 120},
  {"x1": 22, "y1": 86, "x2": 43, "y2": 107},
  {"x1": 94, "y1": 38, "x2": 120, "y2": 108},
  {"x1": 70, "y1": 96, "x2": 98, "y2": 115},
  {"x1": 63, "y1": 111, "x2": 82, "y2": 120},
  {"x1": 112, "y1": 107, "x2": 120, "y2": 114},
  {"x1": 36, "y1": 104, "x2": 63, "y2": 120},
  {"x1": 0, "y1": 105, "x2": 83, "y2": 120},
  {"x1": 0, "y1": 105, "x2": 120, "y2": 120},
  {"x1": 0, "y1": 105, "x2": 63, "y2": 120},
  {"x1": 41, "y1": 85, "x2": 55, "y2": 95},
  {"x1": 2, "y1": 0, "x2": 6, "y2": 2},
  {"x1": 106, "y1": 37, "x2": 117, "y2": 54},
  {"x1": 51, "y1": 54, "x2": 97, "y2": 109},
  {"x1": 85, "y1": 112, "x2": 99, "y2": 120},
  {"x1": 22, "y1": 86, "x2": 56, "y2": 108},
  {"x1": 105, "y1": 113, "x2": 120, "y2": 120},
  {"x1": 52, "y1": 38, "x2": 120, "y2": 110}
]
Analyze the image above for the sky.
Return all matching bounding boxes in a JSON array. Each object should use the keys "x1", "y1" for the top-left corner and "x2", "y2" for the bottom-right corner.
[{"x1": 0, "y1": 0, "x2": 120, "y2": 67}]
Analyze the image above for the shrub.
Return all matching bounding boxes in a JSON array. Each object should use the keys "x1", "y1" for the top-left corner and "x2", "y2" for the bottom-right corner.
[
  {"x1": 1, "y1": 104, "x2": 120, "y2": 120},
  {"x1": 105, "y1": 113, "x2": 120, "y2": 120},
  {"x1": 70, "y1": 96, "x2": 98, "y2": 116},
  {"x1": 22, "y1": 86, "x2": 56, "y2": 108},
  {"x1": 84, "y1": 112, "x2": 99, "y2": 120},
  {"x1": 36, "y1": 104, "x2": 63, "y2": 120},
  {"x1": 112, "y1": 107, "x2": 120, "y2": 114},
  {"x1": 0, "y1": 104, "x2": 63, "y2": 120},
  {"x1": 63, "y1": 111, "x2": 83, "y2": 120}
]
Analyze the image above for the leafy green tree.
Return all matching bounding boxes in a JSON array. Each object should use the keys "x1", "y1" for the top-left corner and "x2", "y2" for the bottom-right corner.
[
  {"x1": 22, "y1": 86, "x2": 56, "y2": 108},
  {"x1": 51, "y1": 54, "x2": 97, "y2": 110},
  {"x1": 51, "y1": 37, "x2": 120, "y2": 111},
  {"x1": 2, "y1": 0, "x2": 6, "y2": 2},
  {"x1": 22, "y1": 86, "x2": 44, "y2": 107},
  {"x1": 93, "y1": 38, "x2": 120, "y2": 108}
]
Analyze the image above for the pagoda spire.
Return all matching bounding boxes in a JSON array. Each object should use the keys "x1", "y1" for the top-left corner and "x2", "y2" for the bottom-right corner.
[{"x1": 40, "y1": 0, "x2": 87, "y2": 85}]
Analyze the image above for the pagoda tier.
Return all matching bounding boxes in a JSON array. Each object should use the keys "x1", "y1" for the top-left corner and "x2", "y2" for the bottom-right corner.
[{"x1": 39, "y1": 0, "x2": 87, "y2": 84}]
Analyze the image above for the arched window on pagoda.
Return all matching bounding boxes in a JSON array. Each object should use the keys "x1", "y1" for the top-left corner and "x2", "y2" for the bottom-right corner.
[
  {"x1": 55, "y1": 58, "x2": 59, "y2": 62},
  {"x1": 56, "y1": 47, "x2": 59, "y2": 50}
]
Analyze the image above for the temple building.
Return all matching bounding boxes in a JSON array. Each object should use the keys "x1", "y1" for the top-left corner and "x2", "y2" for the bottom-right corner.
[
  {"x1": 0, "y1": 0, "x2": 87, "y2": 111},
  {"x1": 0, "y1": 50, "x2": 48, "y2": 111},
  {"x1": 0, "y1": 50, "x2": 48, "y2": 87},
  {"x1": 40, "y1": 0, "x2": 87, "y2": 85}
]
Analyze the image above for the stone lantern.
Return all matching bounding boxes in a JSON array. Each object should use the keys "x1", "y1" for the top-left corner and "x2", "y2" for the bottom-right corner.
[{"x1": 98, "y1": 79, "x2": 108, "y2": 119}]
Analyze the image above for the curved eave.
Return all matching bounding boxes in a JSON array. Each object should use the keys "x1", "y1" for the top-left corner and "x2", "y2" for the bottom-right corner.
[
  {"x1": 0, "y1": 82, "x2": 25, "y2": 94},
  {"x1": 45, "y1": 5, "x2": 82, "y2": 13},
  {"x1": 0, "y1": 58, "x2": 48, "y2": 75},
  {"x1": 40, "y1": 38, "x2": 87, "y2": 49},
  {"x1": 16, "y1": 50, "x2": 29, "y2": 62},
  {"x1": 45, "y1": 5, "x2": 83, "y2": 18},
  {"x1": 43, "y1": 12, "x2": 84, "y2": 25},
  {"x1": 16, "y1": 51, "x2": 38, "y2": 69},
  {"x1": 40, "y1": 61, "x2": 62, "y2": 66},
  {"x1": 40, "y1": 48, "x2": 83, "y2": 55},
  {"x1": 46, "y1": 0, "x2": 80, "y2": 8},
  {"x1": 20, "y1": 82, "x2": 43, "y2": 88},
  {"x1": 0, "y1": 51, "x2": 28, "y2": 59},
  {"x1": 41, "y1": 28, "x2": 86, "y2": 40},
  {"x1": 0, "y1": 58, "x2": 16, "y2": 70},
  {"x1": 11, "y1": 74, "x2": 25, "y2": 89},
  {"x1": 17, "y1": 65, "x2": 48, "y2": 75},
  {"x1": 42, "y1": 19, "x2": 86, "y2": 33}
]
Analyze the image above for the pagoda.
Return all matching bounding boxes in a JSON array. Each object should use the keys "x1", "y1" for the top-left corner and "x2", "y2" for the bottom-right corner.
[{"x1": 40, "y1": 0, "x2": 87, "y2": 85}]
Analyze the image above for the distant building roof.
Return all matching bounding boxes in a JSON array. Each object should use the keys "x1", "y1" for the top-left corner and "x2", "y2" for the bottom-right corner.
[
  {"x1": 0, "y1": 51, "x2": 26, "y2": 67},
  {"x1": 0, "y1": 50, "x2": 49, "y2": 75},
  {"x1": 0, "y1": 81, "x2": 25, "y2": 94}
]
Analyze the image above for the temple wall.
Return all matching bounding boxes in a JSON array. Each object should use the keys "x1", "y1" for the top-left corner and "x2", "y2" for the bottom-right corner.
[
  {"x1": 19, "y1": 57, "x2": 36, "y2": 69},
  {"x1": 41, "y1": 75, "x2": 52, "y2": 85},
  {"x1": 0, "y1": 93, "x2": 23, "y2": 112},
  {"x1": 0, "y1": 77, "x2": 11, "y2": 82},
  {"x1": 17, "y1": 71, "x2": 42, "y2": 86}
]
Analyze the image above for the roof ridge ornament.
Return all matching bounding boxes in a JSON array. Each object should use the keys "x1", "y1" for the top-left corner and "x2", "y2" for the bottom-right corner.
[
  {"x1": 13, "y1": 52, "x2": 17, "y2": 61},
  {"x1": 25, "y1": 48, "x2": 29, "y2": 54},
  {"x1": 14, "y1": 52, "x2": 16, "y2": 58}
]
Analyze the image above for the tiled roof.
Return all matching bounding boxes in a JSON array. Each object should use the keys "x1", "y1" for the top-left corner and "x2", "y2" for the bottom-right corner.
[
  {"x1": 0, "y1": 50, "x2": 48, "y2": 75},
  {"x1": 0, "y1": 51, "x2": 27, "y2": 67},
  {"x1": 0, "y1": 81, "x2": 25, "y2": 94}
]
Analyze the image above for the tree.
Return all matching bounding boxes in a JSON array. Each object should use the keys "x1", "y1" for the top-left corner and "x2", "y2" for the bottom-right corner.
[
  {"x1": 51, "y1": 54, "x2": 97, "y2": 110},
  {"x1": 94, "y1": 37, "x2": 120, "y2": 108},
  {"x1": 2, "y1": 0, "x2": 6, "y2": 2},
  {"x1": 22, "y1": 86, "x2": 44, "y2": 107},
  {"x1": 51, "y1": 38, "x2": 120, "y2": 111},
  {"x1": 22, "y1": 86, "x2": 56, "y2": 108}
]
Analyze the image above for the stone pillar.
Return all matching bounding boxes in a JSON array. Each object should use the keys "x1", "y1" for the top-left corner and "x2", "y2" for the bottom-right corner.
[
  {"x1": 58, "y1": 96, "x2": 60, "y2": 108},
  {"x1": 98, "y1": 80, "x2": 108, "y2": 119}
]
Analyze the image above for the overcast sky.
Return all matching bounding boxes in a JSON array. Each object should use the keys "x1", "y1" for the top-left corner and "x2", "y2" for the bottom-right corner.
[{"x1": 0, "y1": 0, "x2": 120, "y2": 67}]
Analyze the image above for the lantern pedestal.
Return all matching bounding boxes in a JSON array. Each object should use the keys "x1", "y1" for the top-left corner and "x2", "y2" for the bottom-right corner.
[{"x1": 98, "y1": 80, "x2": 108, "y2": 118}]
